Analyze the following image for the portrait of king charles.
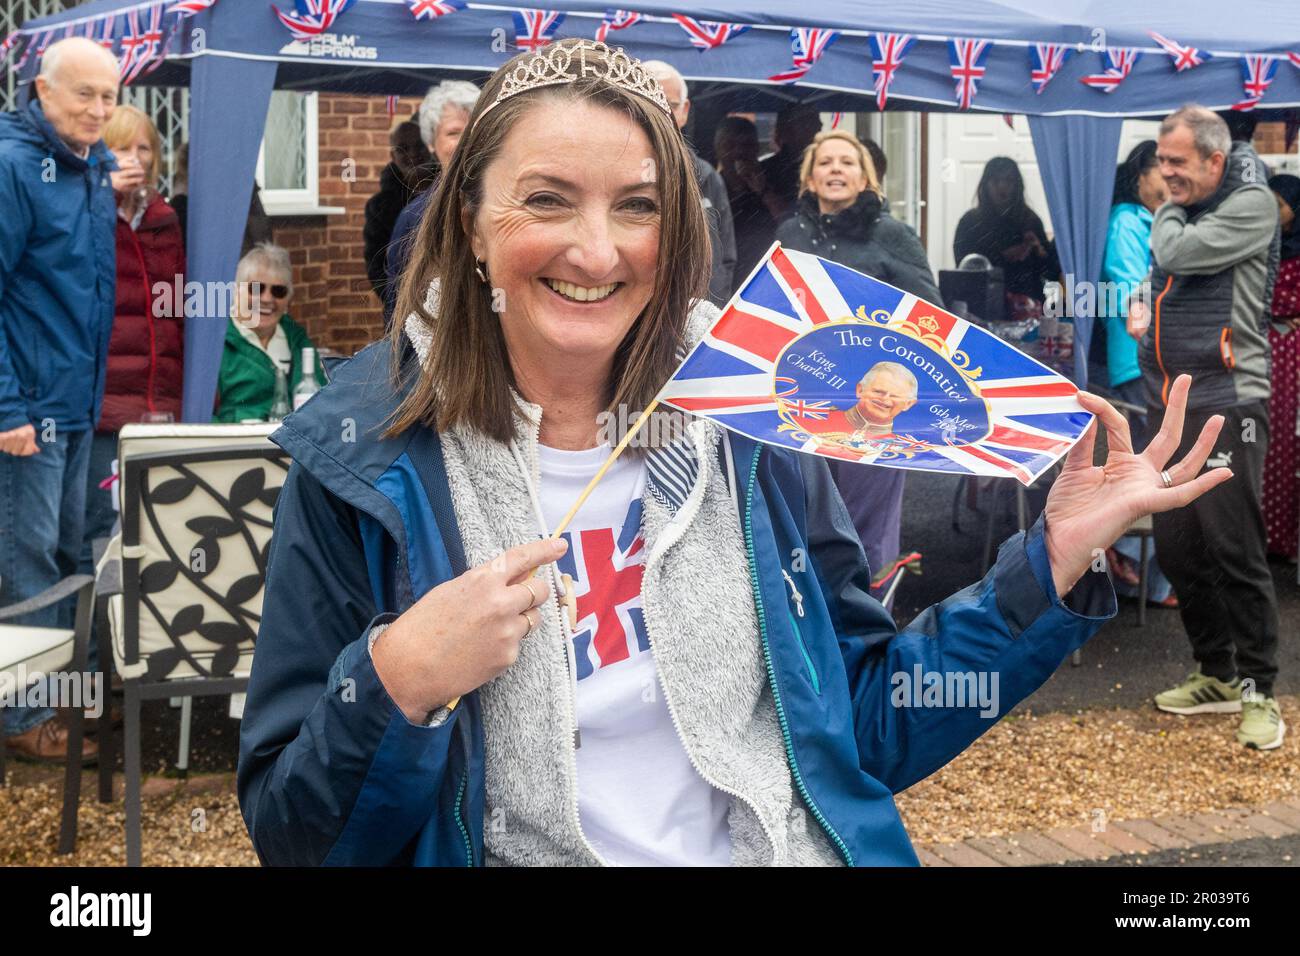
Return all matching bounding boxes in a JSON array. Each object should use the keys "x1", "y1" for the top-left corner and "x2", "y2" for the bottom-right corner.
[{"x1": 794, "y1": 361, "x2": 919, "y2": 448}]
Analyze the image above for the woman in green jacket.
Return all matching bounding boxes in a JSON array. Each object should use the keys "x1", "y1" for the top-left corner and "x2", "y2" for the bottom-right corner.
[{"x1": 214, "y1": 242, "x2": 316, "y2": 423}]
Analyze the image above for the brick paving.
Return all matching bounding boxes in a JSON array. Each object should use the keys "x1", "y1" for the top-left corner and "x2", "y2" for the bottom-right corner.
[{"x1": 918, "y1": 799, "x2": 1300, "y2": 866}]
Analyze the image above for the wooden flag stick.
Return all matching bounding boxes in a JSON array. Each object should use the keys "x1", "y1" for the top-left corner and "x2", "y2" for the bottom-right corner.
[{"x1": 551, "y1": 399, "x2": 660, "y2": 539}]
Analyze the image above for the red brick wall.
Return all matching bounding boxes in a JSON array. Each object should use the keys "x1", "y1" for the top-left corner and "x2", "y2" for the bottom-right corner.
[{"x1": 272, "y1": 93, "x2": 424, "y2": 356}]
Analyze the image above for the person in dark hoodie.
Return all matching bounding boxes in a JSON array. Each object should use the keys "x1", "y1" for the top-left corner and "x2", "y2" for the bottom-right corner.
[
  {"x1": 953, "y1": 157, "x2": 1060, "y2": 320},
  {"x1": 363, "y1": 121, "x2": 430, "y2": 305},
  {"x1": 776, "y1": 129, "x2": 941, "y2": 600},
  {"x1": 382, "y1": 81, "x2": 480, "y2": 327},
  {"x1": 0, "y1": 38, "x2": 119, "y2": 765},
  {"x1": 1133, "y1": 105, "x2": 1284, "y2": 749}
]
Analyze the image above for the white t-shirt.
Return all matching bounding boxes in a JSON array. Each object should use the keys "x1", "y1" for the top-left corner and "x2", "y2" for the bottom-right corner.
[{"x1": 537, "y1": 442, "x2": 731, "y2": 866}]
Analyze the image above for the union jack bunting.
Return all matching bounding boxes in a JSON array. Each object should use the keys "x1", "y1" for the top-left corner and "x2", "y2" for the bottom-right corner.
[
  {"x1": 867, "y1": 33, "x2": 913, "y2": 110},
  {"x1": 1080, "y1": 47, "x2": 1141, "y2": 93},
  {"x1": 406, "y1": 0, "x2": 466, "y2": 21},
  {"x1": 1289, "y1": 52, "x2": 1300, "y2": 70},
  {"x1": 768, "y1": 27, "x2": 838, "y2": 83},
  {"x1": 1232, "y1": 55, "x2": 1279, "y2": 110},
  {"x1": 385, "y1": 94, "x2": 399, "y2": 121},
  {"x1": 0, "y1": 33, "x2": 19, "y2": 67},
  {"x1": 10, "y1": 31, "x2": 43, "y2": 72},
  {"x1": 512, "y1": 9, "x2": 565, "y2": 52},
  {"x1": 117, "y1": 10, "x2": 147, "y2": 80},
  {"x1": 96, "y1": 15, "x2": 118, "y2": 51},
  {"x1": 948, "y1": 38, "x2": 992, "y2": 110},
  {"x1": 167, "y1": 0, "x2": 218, "y2": 15},
  {"x1": 1148, "y1": 31, "x2": 1211, "y2": 71},
  {"x1": 14, "y1": 30, "x2": 54, "y2": 72},
  {"x1": 124, "y1": 5, "x2": 167, "y2": 84},
  {"x1": 659, "y1": 243, "x2": 1091, "y2": 486},
  {"x1": 594, "y1": 9, "x2": 641, "y2": 43},
  {"x1": 274, "y1": 0, "x2": 355, "y2": 42},
  {"x1": 1029, "y1": 42, "x2": 1071, "y2": 94},
  {"x1": 672, "y1": 16, "x2": 749, "y2": 51}
]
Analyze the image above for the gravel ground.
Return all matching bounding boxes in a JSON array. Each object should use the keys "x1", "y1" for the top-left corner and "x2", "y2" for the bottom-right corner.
[
  {"x1": 4, "y1": 695, "x2": 1295, "y2": 865},
  {"x1": 0, "y1": 771, "x2": 257, "y2": 867},
  {"x1": 894, "y1": 695, "x2": 1300, "y2": 845}
]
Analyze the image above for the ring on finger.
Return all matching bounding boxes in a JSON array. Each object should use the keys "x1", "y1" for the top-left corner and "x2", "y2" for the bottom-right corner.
[
  {"x1": 1160, "y1": 469, "x2": 1173, "y2": 489},
  {"x1": 522, "y1": 578, "x2": 541, "y2": 605},
  {"x1": 521, "y1": 608, "x2": 538, "y2": 635},
  {"x1": 516, "y1": 580, "x2": 540, "y2": 612}
]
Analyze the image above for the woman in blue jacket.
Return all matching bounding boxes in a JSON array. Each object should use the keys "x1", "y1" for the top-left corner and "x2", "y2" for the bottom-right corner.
[
  {"x1": 237, "y1": 40, "x2": 1231, "y2": 867},
  {"x1": 1100, "y1": 141, "x2": 1175, "y2": 604}
]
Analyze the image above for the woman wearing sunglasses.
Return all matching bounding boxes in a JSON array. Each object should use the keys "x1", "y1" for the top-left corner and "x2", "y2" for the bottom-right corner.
[{"x1": 214, "y1": 242, "x2": 317, "y2": 423}]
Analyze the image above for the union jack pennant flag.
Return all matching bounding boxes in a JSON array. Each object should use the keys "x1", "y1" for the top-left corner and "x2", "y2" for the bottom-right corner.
[
  {"x1": 96, "y1": 15, "x2": 118, "y2": 51},
  {"x1": 0, "y1": 33, "x2": 19, "y2": 67},
  {"x1": 672, "y1": 16, "x2": 749, "y2": 50},
  {"x1": 659, "y1": 243, "x2": 1092, "y2": 486},
  {"x1": 123, "y1": 5, "x2": 167, "y2": 84},
  {"x1": 867, "y1": 33, "x2": 913, "y2": 110},
  {"x1": 513, "y1": 9, "x2": 565, "y2": 51},
  {"x1": 1080, "y1": 47, "x2": 1141, "y2": 93},
  {"x1": 1148, "y1": 31, "x2": 1211, "y2": 71},
  {"x1": 1029, "y1": 43, "x2": 1071, "y2": 94},
  {"x1": 594, "y1": 9, "x2": 641, "y2": 43},
  {"x1": 167, "y1": 0, "x2": 219, "y2": 16},
  {"x1": 14, "y1": 30, "x2": 54, "y2": 73},
  {"x1": 274, "y1": 0, "x2": 355, "y2": 42},
  {"x1": 1232, "y1": 54, "x2": 1279, "y2": 110},
  {"x1": 948, "y1": 38, "x2": 993, "y2": 110},
  {"x1": 1289, "y1": 52, "x2": 1300, "y2": 70},
  {"x1": 117, "y1": 11, "x2": 147, "y2": 81},
  {"x1": 406, "y1": 0, "x2": 466, "y2": 21},
  {"x1": 768, "y1": 27, "x2": 839, "y2": 83}
]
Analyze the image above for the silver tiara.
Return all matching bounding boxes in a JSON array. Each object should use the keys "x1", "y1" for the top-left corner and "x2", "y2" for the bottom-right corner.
[{"x1": 475, "y1": 39, "x2": 672, "y2": 126}]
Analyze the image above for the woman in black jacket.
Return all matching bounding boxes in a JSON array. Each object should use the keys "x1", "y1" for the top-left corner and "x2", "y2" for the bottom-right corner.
[
  {"x1": 953, "y1": 156, "x2": 1060, "y2": 318},
  {"x1": 775, "y1": 130, "x2": 942, "y2": 601},
  {"x1": 776, "y1": 130, "x2": 942, "y2": 304}
]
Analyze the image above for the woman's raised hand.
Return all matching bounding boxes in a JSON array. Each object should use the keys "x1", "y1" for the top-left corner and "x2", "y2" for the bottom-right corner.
[
  {"x1": 372, "y1": 537, "x2": 567, "y2": 724},
  {"x1": 1042, "y1": 373, "x2": 1232, "y2": 598}
]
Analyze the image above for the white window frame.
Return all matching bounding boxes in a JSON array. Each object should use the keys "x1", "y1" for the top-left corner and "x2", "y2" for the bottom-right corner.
[{"x1": 255, "y1": 91, "x2": 344, "y2": 217}]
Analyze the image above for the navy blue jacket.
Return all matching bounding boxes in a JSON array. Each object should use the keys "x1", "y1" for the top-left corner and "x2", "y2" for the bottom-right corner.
[
  {"x1": 382, "y1": 189, "x2": 432, "y2": 328},
  {"x1": 238, "y1": 339, "x2": 1116, "y2": 866},
  {"x1": 0, "y1": 94, "x2": 117, "y2": 432}
]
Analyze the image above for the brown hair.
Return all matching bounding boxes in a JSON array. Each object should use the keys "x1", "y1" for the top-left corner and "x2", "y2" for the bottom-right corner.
[
  {"x1": 102, "y1": 104, "x2": 162, "y2": 184},
  {"x1": 385, "y1": 38, "x2": 710, "y2": 444},
  {"x1": 797, "y1": 129, "x2": 883, "y2": 200}
]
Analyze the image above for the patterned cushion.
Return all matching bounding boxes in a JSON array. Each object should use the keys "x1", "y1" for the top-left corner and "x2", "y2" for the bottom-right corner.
[{"x1": 110, "y1": 426, "x2": 288, "y2": 682}]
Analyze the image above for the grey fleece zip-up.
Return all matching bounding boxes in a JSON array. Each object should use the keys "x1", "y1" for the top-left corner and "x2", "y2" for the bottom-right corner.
[
  {"x1": 1141, "y1": 141, "x2": 1280, "y2": 411},
  {"x1": 402, "y1": 302, "x2": 843, "y2": 866}
]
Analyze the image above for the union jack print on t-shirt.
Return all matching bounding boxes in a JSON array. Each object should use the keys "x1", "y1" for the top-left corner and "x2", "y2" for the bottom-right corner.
[{"x1": 557, "y1": 499, "x2": 647, "y2": 681}]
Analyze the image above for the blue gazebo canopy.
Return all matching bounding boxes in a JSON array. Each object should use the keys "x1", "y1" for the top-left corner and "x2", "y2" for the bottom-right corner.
[{"x1": 12, "y1": 0, "x2": 1300, "y2": 416}]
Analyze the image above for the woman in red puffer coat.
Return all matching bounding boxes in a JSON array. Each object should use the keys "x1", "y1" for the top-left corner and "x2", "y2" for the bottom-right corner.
[{"x1": 80, "y1": 106, "x2": 186, "y2": 582}]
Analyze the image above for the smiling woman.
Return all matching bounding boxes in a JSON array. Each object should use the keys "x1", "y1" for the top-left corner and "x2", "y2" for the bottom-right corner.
[
  {"x1": 237, "y1": 38, "x2": 1232, "y2": 869},
  {"x1": 388, "y1": 40, "x2": 709, "y2": 447}
]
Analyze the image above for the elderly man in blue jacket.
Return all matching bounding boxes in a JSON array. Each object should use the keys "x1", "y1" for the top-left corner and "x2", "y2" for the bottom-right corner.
[{"x1": 0, "y1": 37, "x2": 119, "y2": 764}]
